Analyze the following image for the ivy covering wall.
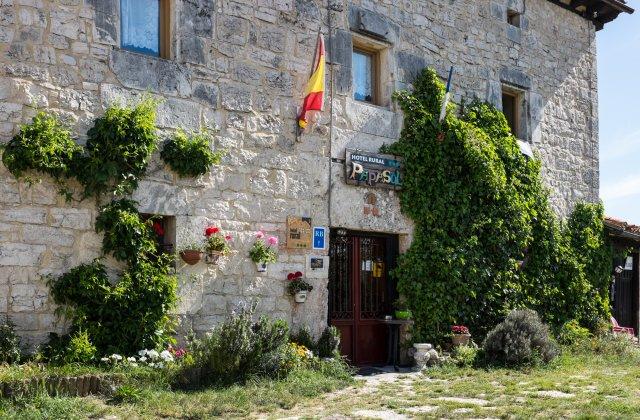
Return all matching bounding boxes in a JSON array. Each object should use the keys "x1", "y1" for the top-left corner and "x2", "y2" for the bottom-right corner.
[{"x1": 383, "y1": 69, "x2": 613, "y2": 342}]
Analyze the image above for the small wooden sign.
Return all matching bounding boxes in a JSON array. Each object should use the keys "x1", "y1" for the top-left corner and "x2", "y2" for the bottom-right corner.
[
  {"x1": 345, "y1": 149, "x2": 402, "y2": 190},
  {"x1": 286, "y1": 216, "x2": 312, "y2": 249}
]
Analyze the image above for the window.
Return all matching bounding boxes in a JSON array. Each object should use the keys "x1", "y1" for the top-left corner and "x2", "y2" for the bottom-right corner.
[
  {"x1": 353, "y1": 48, "x2": 376, "y2": 103},
  {"x1": 121, "y1": 0, "x2": 170, "y2": 58},
  {"x1": 507, "y1": 10, "x2": 522, "y2": 28},
  {"x1": 502, "y1": 88, "x2": 522, "y2": 138},
  {"x1": 141, "y1": 214, "x2": 176, "y2": 256}
]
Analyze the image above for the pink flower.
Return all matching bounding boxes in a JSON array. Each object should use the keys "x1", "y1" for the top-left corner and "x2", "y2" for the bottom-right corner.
[
  {"x1": 225, "y1": 234, "x2": 232, "y2": 241},
  {"x1": 267, "y1": 236, "x2": 279, "y2": 246},
  {"x1": 256, "y1": 231, "x2": 265, "y2": 239}
]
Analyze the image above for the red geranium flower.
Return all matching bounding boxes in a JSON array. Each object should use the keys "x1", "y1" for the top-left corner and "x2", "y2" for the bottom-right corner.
[
  {"x1": 295, "y1": 271, "x2": 303, "y2": 278},
  {"x1": 451, "y1": 325, "x2": 469, "y2": 335},
  {"x1": 152, "y1": 221, "x2": 164, "y2": 236},
  {"x1": 287, "y1": 273, "x2": 295, "y2": 281},
  {"x1": 204, "y1": 226, "x2": 219, "y2": 237}
]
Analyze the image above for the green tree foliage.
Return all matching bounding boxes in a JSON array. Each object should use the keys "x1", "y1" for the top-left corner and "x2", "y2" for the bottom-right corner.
[
  {"x1": 78, "y1": 98, "x2": 159, "y2": 197},
  {"x1": 160, "y1": 130, "x2": 223, "y2": 177},
  {"x1": 1, "y1": 112, "x2": 82, "y2": 198},
  {"x1": 384, "y1": 68, "x2": 613, "y2": 342}
]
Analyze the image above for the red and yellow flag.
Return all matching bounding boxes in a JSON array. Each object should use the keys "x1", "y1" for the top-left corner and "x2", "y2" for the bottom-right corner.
[{"x1": 298, "y1": 34, "x2": 325, "y2": 131}]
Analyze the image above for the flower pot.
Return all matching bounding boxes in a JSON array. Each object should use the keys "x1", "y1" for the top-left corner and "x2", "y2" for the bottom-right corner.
[
  {"x1": 452, "y1": 333, "x2": 471, "y2": 347},
  {"x1": 255, "y1": 261, "x2": 268, "y2": 272},
  {"x1": 294, "y1": 291, "x2": 308, "y2": 303},
  {"x1": 180, "y1": 250, "x2": 202, "y2": 265},
  {"x1": 205, "y1": 251, "x2": 223, "y2": 265}
]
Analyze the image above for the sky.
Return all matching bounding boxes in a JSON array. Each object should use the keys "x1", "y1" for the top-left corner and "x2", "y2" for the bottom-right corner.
[{"x1": 597, "y1": 7, "x2": 640, "y2": 224}]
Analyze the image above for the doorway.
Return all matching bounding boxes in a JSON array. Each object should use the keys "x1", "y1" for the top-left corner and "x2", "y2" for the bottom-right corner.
[
  {"x1": 613, "y1": 252, "x2": 639, "y2": 334},
  {"x1": 328, "y1": 229, "x2": 399, "y2": 365}
]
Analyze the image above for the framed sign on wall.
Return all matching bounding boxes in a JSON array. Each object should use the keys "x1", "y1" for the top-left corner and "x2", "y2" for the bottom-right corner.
[
  {"x1": 286, "y1": 216, "x2": 312, "y2": 249},
  {"x1": 345, "y1": 149, "x2": 402, "y2": 190}
]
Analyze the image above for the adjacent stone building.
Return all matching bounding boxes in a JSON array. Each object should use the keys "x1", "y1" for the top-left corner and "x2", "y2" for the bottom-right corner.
[{"x1": 0, "y1": 0, "x2": 632, "y2": 362}]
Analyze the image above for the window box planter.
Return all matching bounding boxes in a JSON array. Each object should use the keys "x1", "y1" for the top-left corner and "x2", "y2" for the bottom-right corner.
[{"x1": 180, "y1": 250, "x2": 202, "y2": 265}]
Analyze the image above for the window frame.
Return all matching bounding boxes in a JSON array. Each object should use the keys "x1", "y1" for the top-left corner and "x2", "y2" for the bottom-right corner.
[
  {"x1": 507, "y1": 9, "x2": 522, "y2": 28},
  {"x1": 352, "y1": 45, "x2": 379, "y2": 105},
  {"x1": 501, "y1": 85, "x2": 527, "y2": 139},
  {"x1": 120, "y1": 0, "x2": 171, "y2": 59}
]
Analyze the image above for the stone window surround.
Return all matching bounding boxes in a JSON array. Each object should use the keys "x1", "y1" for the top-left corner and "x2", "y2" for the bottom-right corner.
[
  {"x1": 502, "y1": 83, "x2": 526, "y2": 139},
  {"x1": 350, "y1": 34, "x2": 391, "y2": 108}
]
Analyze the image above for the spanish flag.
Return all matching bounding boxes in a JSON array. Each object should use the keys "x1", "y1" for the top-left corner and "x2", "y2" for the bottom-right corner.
[{"x1": 298, "y1": 33, "x2": 325, "y2": 132}]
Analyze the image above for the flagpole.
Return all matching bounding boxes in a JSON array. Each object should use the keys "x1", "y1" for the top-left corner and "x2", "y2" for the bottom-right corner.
[{"x1": 439, "y1": 66, "x2": 454, "y2": 123}]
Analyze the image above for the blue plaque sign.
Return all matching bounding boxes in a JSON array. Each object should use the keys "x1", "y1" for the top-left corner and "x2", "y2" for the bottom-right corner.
[{"x1": 313, "y1": 227, "x2": 326, "y2": 250}]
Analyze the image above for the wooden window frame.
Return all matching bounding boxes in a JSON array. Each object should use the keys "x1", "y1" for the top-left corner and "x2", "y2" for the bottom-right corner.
[
  {"x1": 352, "y1": 46, "x2": 379, "y2": 105},
  {"x1": 502, "y1": 86, "x2": 526, "y2": 139}
]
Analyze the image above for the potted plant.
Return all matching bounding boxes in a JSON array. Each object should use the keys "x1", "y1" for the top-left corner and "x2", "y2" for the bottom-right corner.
[
  {"x1": 286, "y1": 271, "x2": 313, "y2": 303},
  {"x1": 179, "y1": 243, "x2": 203, "y2": 265},
  {"x1": 394, "y1": 297, "x2": 413, "y2": 320},
  {"x1": 249, "y1": 230, "x2": 279, "y2": 272},
  {"x1": 203, "y1": 226, "x2": 231, "y2": 265},
  {"x1": 451, "y1": 325, "x2": 471, "y2": 347}
]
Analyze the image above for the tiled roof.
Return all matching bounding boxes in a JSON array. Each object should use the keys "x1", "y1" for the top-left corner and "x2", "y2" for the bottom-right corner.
[{"x1": 604, "y1": 216, "x2": 640, "y2": 239}]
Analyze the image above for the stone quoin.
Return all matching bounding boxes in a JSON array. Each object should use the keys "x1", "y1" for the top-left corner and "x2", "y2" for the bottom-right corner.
[{"x1": 0, "y1": 0, "x2": 632, "y2": 359}]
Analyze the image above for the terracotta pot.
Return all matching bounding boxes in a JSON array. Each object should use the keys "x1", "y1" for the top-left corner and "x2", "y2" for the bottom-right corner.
[
  {"x1": 256, "y1": 261, "x2": 268, "y2": 272},
  {"x1": 180, "y1": 250, "x2": 202, "y2": 265},
  {"x1": 205, "y1": 251, "x2": 223, "y2": 265},
  {"x1": 452, "y1": 333, "x2": 471, "y2": 347},
  {"x1": 294, "y1": 291, "x2": 308, "y2": 303}
]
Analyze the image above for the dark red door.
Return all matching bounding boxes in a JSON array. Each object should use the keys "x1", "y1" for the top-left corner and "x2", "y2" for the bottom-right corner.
[{"x1": 329, "y1": 231, "x2": 396, "y2": 365}]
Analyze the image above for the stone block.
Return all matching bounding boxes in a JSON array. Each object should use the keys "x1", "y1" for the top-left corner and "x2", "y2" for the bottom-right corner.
[
  {"x1": 0, "y1": 208, "x2": 47, "y2": 224},
  {"x1": 110, "y1": 49, "x2": 192, "y2": 97},
  {"x1": 349, "y1": 5, "x2": 398, "y2": 43},
  {"x1": 156, "y1": 98, "x2": 200, "y2": 130},
  {"x1": 180, "y1": 0, "x2": 214, "y2": 38},
  {"x1": 220, "y1": 83, "x2": 252, "y2": 112},
  {"x1": 50, "y1": 208, "x2": 92, "y2": 230},
  {"x1": 345, "y1": 99, "x2": 401, "y2": 139},
  {"x1": 180, "y1": 35, "x2": 206, "y2": 65},
  {"x1": 500, "y1": 66, "x2": 532, "y2": 89},
  {"x1": 328, "y1": 29, "x2": 352, "y2": 94},
  {"x1": 23, "y1": 225, "x2": 75, "y2": 247},
  {"x1": 217, "y1": 15, "x2": 248, "y2": 46},
  {"x1": 396, "y1": 51, "x2": 431, "y2": 84},
  {"x1": 0, "y1": 182, "x2": 20, "y2": 203},
  {"x1": 0, "y1": 243, "x2": 46, "y2": 267},
  {"x1": 10, "y1": 283, "x2": 47, "y2": 312},
  {"x1": 506, "y1": 25, "x2": 521, "y2": 43},
  {"x1": 86, "y1": 0, "x2": 118, "y2": 44},
  {"x1": 192, "y1": 81, "x2": 219, "y2": 108},
  {"x1": 485, "y1": 80, "x2": 502, "y2": 108}
]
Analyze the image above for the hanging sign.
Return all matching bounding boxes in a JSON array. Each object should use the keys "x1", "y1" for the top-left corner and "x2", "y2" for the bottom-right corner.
[
  {"x1": 286, "y1": 216, "x2": 312, "y2": 249},
  {"x1": 345, "y1": 149, "x2": 402, "y2": 190},
  {"x1": 313, "y1": 227, "x2": 326, "y2": 250}
]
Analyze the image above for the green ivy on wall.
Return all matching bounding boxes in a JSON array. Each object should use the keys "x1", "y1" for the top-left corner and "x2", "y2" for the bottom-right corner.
[
  {"x1": 384, "y1": 68, "x2": 613, "y2": 343},
  {"x1": 160, "y1": 129, "x2": 224, "y2": 178}
]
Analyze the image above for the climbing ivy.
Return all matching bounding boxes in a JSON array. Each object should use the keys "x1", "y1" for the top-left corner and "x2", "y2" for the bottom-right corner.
[
  {"x1": 160, "y1": 129, "x2": 223, "y2": 178},
  {"x1": 385, "y1": 68, "x2": 613, "y2": 342},
  {"x1": 1, "y1": 112, "x2": 82, "y2": 199}
]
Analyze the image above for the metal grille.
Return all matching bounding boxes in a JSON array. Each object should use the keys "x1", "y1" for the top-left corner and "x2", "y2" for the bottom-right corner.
[
  {"x1": 359, "y1": 238, "x2": 385, "y2": 319},
  {"x1": 329, "y1": 235, "x2": 353, "y2": 320}
]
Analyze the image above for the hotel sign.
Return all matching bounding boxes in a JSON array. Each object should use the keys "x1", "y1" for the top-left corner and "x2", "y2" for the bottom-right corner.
[{"x1": 345, "y1": 149, "x2": 402, "y2": 190}]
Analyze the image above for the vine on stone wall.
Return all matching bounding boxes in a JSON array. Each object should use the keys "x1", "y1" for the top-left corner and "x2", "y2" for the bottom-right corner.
[
  {"x1": 384, "y1": 68, "x2": 613, "y2": 343},
  {"x1": 160, "y1": 129, "x2": 224, "y2": 178}
]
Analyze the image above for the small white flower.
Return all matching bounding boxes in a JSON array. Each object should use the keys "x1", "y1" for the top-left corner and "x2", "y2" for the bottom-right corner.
[
  {"x1": 156, "y1": 362, "x2": 164, "y2": 369},
  {"x1": 110, "y1": 354, "x2": 122, "y2": 361},
  {"x1": 147, "y1": 350, "x2": 159, "y2": 360},
  {"x1": 148, "y1": 362, "x2": 156, "y2": 368},
  {"x1": 100, "y1": 357, "x2": 109, "y2": 362},
  {"x1": 138, "y1": 349, "x2": 148, "y2": 357},
  {"x1": 160, "y1": 350, "x2": 173, "y2": 362},
  {"x1": 139, "y1": 356, "x2": 147, "y2": 363},
  {"x1": 127, "y1": 356, "x2": 137, "y2": 363}
]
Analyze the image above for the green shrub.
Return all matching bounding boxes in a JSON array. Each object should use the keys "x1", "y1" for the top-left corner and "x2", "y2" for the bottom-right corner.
[
  {"x1": 291, "y1": 326, "x2": 316, "y2": 353},
  {"x1": 483, "y1": 309, "x2": 559, "y2": 366},
  {"x1": 572, "y1": 333, "x2": 639, "y2": 357},
  {"x1": 79, "y1": 98, "x2": 159, "y2": 197},
  {"x1": 95, "y1": 199, "x2": 158, "y2": 263},
  {"x1": 0, "y1": 318, "x2": 21, "y2": 364},
  {"x1": 188, "y1": 305, "x2": 290, "y2": 385},
  {"x1": 160, "y1": 129, "x2": 223, "y2": 177},
  {"x1": 558, "y1": 320, "x2": 591, "y2": 345},
  {"x1": 317, "y1": 326, "x2": 341, "y2": 358},
  {"x1": 1, "y1": 112, "x2": 82, "y2": 196},
  {"x1": 42, "y1": 331, "x2": 97, "y2": 365},
  {"x1": 452, "y1": 345, "x2": 478, "y2": 367},
  {"x1": 47, "y1": 258, "x2": 177, "y2": 356},
  {"x1": 109, "y1": 384, "x2": 142, "y2": 404}
]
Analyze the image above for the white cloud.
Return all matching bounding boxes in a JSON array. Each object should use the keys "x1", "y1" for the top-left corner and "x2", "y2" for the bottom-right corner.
[{"x1": 601, "y1": 174, "x2": 640, "y2": 201}]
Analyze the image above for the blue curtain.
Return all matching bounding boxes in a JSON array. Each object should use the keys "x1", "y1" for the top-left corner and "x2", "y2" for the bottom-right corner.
[{"x1": 121, "y1": 0, "x2": 160, "y2": 56}]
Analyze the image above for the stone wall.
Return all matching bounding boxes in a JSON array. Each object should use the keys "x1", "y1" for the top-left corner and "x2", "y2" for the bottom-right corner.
[{"x1": 0, "y1": 0, "x2": 599, "y2": 349}]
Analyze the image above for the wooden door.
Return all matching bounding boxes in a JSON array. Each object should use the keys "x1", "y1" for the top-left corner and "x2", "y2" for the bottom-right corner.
[
  {"x1": 613, "y1": 252, "x2": 639, "y2": 333},
  {"x1": 329, "y1": 231, "x2": 397, "y2": 365}
]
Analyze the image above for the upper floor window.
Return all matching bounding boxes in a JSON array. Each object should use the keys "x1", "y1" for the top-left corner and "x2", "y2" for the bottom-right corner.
[
  {"x1": 502, "y1": 87, "x2": 523, "y2": 138},
  {"x1": 507, "y1": 9, "x2": 522, "y2": 28},
  {"x1": 121, "y1": 0, "x2": 170, "y2": 58},
  {"x1": 353, "y1": 48, "x2": 375, "y2": 103}
]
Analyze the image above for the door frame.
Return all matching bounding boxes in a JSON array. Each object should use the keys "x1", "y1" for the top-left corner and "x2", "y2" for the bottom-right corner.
[{"x1": 328, "y1": 229, "x2": 400, "y2": 365}]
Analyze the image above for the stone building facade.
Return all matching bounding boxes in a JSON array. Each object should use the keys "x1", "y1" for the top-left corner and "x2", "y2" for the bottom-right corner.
[{"x1": 0, "y1": 0, "x2": 631, "y2": 355}]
